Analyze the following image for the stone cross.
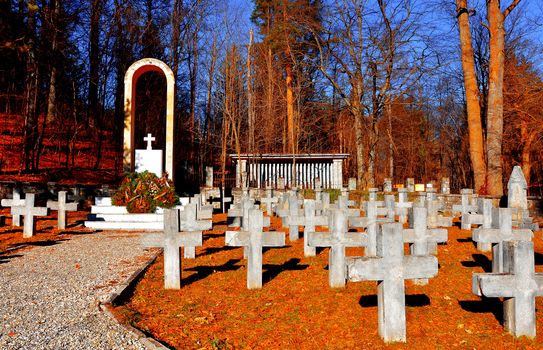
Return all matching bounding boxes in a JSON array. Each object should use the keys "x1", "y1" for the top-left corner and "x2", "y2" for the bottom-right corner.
[
  {"x1": 440, "y1": 177, "x2": 450, "y2": 194},
  {"x1": 205, "y1": 166, "x2": 213, "y2": 187},
  {"x1": 383, "y1": 178, "x2": 392, "y2": 192},
  {"x1": 144, "y1": 133, "x2": 155, "y2": 150},
  {"x1": 190, "y1": 194, "x2": 213, "y2": 220},
  {"x1": 141, "y1": 208, "x2": 202, "y2": 289},
  {"x1": 259, "y1": 187, "x2": 278, "y2": 214},
  {"x1": 307, "y1": 209, "x2": 366, "y2": 288},
  {"x1": 179, "y1": 203, "x2": 212, "y2": 258},
  {"x1": 300, "y1": 200, "x2": 328, "y2": 256},
  {"x1": 1, "y1": 189, "x2": 24, "y2": 226},
  {"x1": 406, "y1": 178, "x2": 415, "y2": 192},
  {"x1": 314, "y1": 191, "x2": 330, "y2": 216},
  {"x1": 403, "y1": 206, "x2": 447, "y2": 285},
  {"x1": 349, "y1": 200, "x2": 379, "y2": 256},
  {"x1": 46, "y1": 191, "x2": 78, "y2": 230},
  {"x1": 11, "y1": 193, "x2": 48, "y2": 238},
  {"x1": 314, "y1": 177, "x2": 322, "y2": 201},
  {"x1": 394, "y1": 188, "x2": 412, "y2": 224},
  {"x1": 348, "y1": 177, "x2": 357, "y2": 191},
  {"x1": 404, "y1": 206, "x2": 448, "y2": 256},
  {"x1": 507, "y1": 165, "x2": 527, "y2": 211},
  {"x1": 452, "y1": 188, "x2": 478, "y2": 217},
  {"x1": 424, "y1": 190, "x2": 452, "y2": 229},
  {"x1": 346, "y1": 222, "x2": 438, "y2": 343},
  {"x1": 283, "y1": 195, "x2": 303, "y2": 240},
  {"x1": 225, "y1": 208, "x2": 285, "y2": 289},
  {"x1": 472, "y1": 241, "x2": 543, "y2": 338},
  {"x1": 472, "y1": 208, "x2": 532, "y2": 273},
  {"x1": 384, "y1": 194, "x2": 395, "y2": 221}
]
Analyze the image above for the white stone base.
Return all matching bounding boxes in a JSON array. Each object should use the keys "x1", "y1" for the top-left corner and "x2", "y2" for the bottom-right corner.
[{"x1": 84, "y1": 220, "x2": 163, "y2": 230}]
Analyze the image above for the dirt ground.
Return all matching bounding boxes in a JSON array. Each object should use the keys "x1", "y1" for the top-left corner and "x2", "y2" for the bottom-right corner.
[{"x1": 113, "y1": 214, "x2": 543, "y2": 349}]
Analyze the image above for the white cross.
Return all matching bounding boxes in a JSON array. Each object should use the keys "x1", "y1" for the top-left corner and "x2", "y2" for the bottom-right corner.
[{"x1": 144, "y1": 133, "x2": 155, "y2": 150}]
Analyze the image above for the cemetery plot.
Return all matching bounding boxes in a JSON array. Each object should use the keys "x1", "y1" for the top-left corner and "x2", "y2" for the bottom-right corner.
[{"x1": 113, "y1": 213, "x2": 543, "y2": 349}]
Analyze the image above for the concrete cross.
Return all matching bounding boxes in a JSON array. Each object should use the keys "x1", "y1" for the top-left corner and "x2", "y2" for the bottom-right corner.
[
  {"x1": 299, "y1": 200, "x2": 328, "y2": 256},
  {"x1": 259, "y1": 187, "x2": 278, "y2": 214},
  {"x1": 227, "y1": 196, "x2": 254, "y2": 227},
  {"x1": 472, "y1": 208, "x2": 532, "y2": 273},
  {"x1": 452, "y1": 189, "x2": 478, "y2": 227},
  {"x1": 403, "y1": 206, "x2": 447, "y2": 285},
  {"x1": 384, "y1": 194, "x2": 396, "y2": 221},
  {"x1": 314, "y1": 191, "x2": 330, "y2": 216},
  {"x1": 330, "y1": 195, "x2": 359, "y2": 217},
  {"x1": 1, "y1": 189, "x2": 24, "y2": 226},
  {"x1": 144, "y1": 133, "x2": 155, "y2": 150},
  {"x1": 179, "y1": 203, "x2": 212, "y2": 258},
  {"x1": 190, "y1": 194, "x2": 213, "y2": 220},
  {"x1": 11, "y1": 193, "x2": 48, "y2": 238},
  {"x1": 307, "y1": 209, "x2": 366, "y2": 288},
  {"x1": 225, "y1": 208, "x2": 285, "y2": 289},
  {"x1": 283, "y1": 195, "x2": 304, "y2": 240},
  {"x1": 349, "y1": 200, "x2": 379, "y2": 256},
  {"x1": 141, "y1": 208, "x2": 202, "y2": 289},
  {"x1": 472, "y1": 240, "x2": 543, "y2": 338},
  {"x1": 46, "y1": 191, "x2": 78, "y2": 230},
  {"x1": 394, "y1": 188, "x2": 412, "y2": 224},
  {"x1": 347, "y1": 222, "x2": 438, "y2": 343},
  {"x1": 425, "y1": 193, "x2": 453, "y2": 229}
]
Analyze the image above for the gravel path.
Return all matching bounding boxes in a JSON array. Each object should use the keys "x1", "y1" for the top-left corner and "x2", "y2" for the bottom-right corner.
[{"x1": 0, "y1": 231, "x2": 156, "y2": 350}]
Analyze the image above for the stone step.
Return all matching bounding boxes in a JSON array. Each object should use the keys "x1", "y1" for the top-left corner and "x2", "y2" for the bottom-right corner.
[
  {"x1": 88, "y1": 213, "x2": 163, "y2": 222},
  {"x1": 91, "y1": 205, "x2": 128, "y2": 214},
  {"x1": 84, "y1": 220, "x2": 163, "y2": 230}
]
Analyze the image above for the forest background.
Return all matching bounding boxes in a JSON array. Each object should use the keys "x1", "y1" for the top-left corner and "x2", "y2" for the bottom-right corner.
[{"x1": 1, "y1": 0, "x2": 542, "y2": 195}]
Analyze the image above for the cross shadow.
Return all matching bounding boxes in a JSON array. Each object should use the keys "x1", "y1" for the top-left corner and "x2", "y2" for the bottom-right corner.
[
  {"x1": 10, "y1": 239, "x2": 68, "y2": 250},
  {"x1": 262, "y1": 258, "x2": 309, "y2": 285},
  {"x1": 0, "y1": 229, "x2": 22, "y2": 235},
  {"x1": 358, "y1": 294, "x2": 431, "y2": 307},
  {"x1": 66, "y1": 220, "x2": 85, "y2": 228},
  {"x1": 263, "y1": 245, "x2": 291, "y2": 253},
  {"x1": 458, "y1": 298, "x2": 503, "y2": 325},
  {"x1": 535, "y1": 252, "x2": 543, "y2": 266},
  {"x1": 0, "y1": 254, "x2": 23, "y2": 264},
  {"x1": 199, "y1": 245, "x2": 239, "y2": 257},
  {"x1": 457, "y1": 237, "x2": 472, "y2": 243},
  {"x1": 183, "y1": 258, "x2": 241, "y2": 286},
  {"x1": 461, "y1": 254, "x2": 492, "y2": 272}
]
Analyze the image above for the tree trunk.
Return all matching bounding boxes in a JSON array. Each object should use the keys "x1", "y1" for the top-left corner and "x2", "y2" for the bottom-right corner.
[
  {"x1": 88, "y1": 0, "x2": 102, "y2": 129},
  {"x1": 520, "y1": 121, "x2": 534, "y2": 186},
  {"x1": 456, "y1": 0, "x2": 487, "y2": 193},
  {"x1": 285, "y1": 59, "x2": 295, "y2": 154},
  {"x1": 486, "y1": 0, "x2": 509, "y2": 196}
]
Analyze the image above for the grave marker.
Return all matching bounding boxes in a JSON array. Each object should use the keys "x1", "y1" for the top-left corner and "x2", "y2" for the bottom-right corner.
[
  {"x1": 141, "y1": 208, "x2": 202, "y2": 289},
  {"x1": 472, "y1": 241, "x2": 543, "y2": 338},
  {"x1": 302, "y1": 200, "x2": 328, "y2": 256},
  {"x1": 225, "y1": 209, "x2": 285, "y2": 289},
  {"x1": 46, "y1": 191, "x2": 78, "y2": 230},
  {"x1": 11, "y1": 193, "x2": 48, "y2": 238},
  {"x1": 347, "y1": 223, "x2": 438, "y2": 342},
  {"x1": 179, "y1": 203, "x2": 212, "y2": 258},
  {"x1": 308, "y1": 209, "x2": 366, "y2": 288},
  {"x1": 1, "y1": 189, "x2": 23, "y2": 226},
  {"x1": 472, "y1": 208, "x2": 532, "y2": 273}
]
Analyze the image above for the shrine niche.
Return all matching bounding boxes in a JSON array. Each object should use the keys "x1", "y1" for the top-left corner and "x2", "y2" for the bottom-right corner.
[{"x1": 123, "y1": 58, "x2": 175, "y2": 179}]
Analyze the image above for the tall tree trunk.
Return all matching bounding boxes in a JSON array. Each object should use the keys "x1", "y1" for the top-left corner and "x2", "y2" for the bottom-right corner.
[
  {"x1": 520, "y1": 120, "x2": 534, "y2": 186},
  {"x1": 247, "y1": 30, "x2": 255, "y2": 153},
  {"x1": 456, "y1": 0, "x2": 487, "y2": 193},
  {"x1": 285, "y1": 59, "x2": 294, "y2": 154},
  {"x1": 23, "y1": 0, "x2": 39, "y2": 171},
  {"x1": 88, "y1": 0, "x2": 102, "y2": 129}
]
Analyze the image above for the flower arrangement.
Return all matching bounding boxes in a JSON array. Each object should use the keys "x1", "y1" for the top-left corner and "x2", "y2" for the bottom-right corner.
[{"x1": 112, "y1": 171, "x2": 178, "y2": 213}]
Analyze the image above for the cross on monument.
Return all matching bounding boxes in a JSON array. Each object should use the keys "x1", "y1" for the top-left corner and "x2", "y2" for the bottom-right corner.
[
  {"x1": 225, "y1": 208, "x2": 285, "y2": 289},
  {"x1": 11, "y1": 193, "x2": 48, "y2": 238},
  {"x1": 346, "y1": 222, "x2": 438, "y2": 343},
  {"x1": 144, "y1": 133, "x2": 155, "y2": 150},
  {"x1": 1, "y1": 189, "x2": 24, "y2": 226},
  {"x1": 472, "y1": 207, "x2": 532, "y2": 273},
  {"x1": 141, "y1": 208, "x2": 202, "y2": 289},
  {"x1": 472, "y1": 240, "x2": 543, "y2": 338},
  {"x1": 307, "y1": 209, "x2": 366, "y2": 288},
  {"x1": 46, "y1": 191, "x2": 78, "y2": 230}
]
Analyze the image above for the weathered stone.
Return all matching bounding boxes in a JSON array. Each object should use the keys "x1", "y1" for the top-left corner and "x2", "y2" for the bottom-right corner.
[
  {"x1": 1, "y1": 189, "x2": 24, "y2": 226},
  {"x1": 46, "y1": 191, "x2": 78, "y2": 230},
  {"x1": 394, "y1": 188, "x2": 412, "y2": 224},
  {"x1": 406, "y1": 178, "x2": 415, "y2": 192},
  {"x1": 308, "y1": 209, "x2": 366, "y2": 288},
  {"x1": 347, "y1": 223, "x2": 438, "y2": 343},
  {"x1": 383, "y1": 178, "x2": 392, "y2": 192},
  {"x1": 472, "y1": 208, "x2": 532, "y2": 273},
  {"x1": 141, "y1": 208, "x2": 202, "y2": 289},
  {"x1": 11, "y1": 193, "x2": 48, "y2": 238},
  {"x1": 472, "y1": 241, "x2": 543, "y2": 338},
  {"x1": 348, "y1": 178, "x2": 357, "y2": 191},
  {"x1": 302, "y1": 200, "x2": 328, "y2": 256},
  {"x1": 225, "y1": 209, "x2": 285, "y2": 289},
  {"x1": 179, "y1": 203, "x2": 212, "y2": 258},
  {"x1": 440, "y1": 177, "x2": 450, "y2": 194}
]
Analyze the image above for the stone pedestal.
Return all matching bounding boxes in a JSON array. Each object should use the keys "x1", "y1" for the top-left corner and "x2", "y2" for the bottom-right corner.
[{"x1": 135, "y1": 149, "x2": 163, "y2": 177}]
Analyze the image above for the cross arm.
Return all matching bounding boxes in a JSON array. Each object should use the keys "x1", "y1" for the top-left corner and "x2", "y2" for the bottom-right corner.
[
  {"x1": 428, "y1": 228, "x2": 448, "y2": 243},
  {"x1": 346, "y1": 256, "x2": 384, "y2": 282},
  {"x1": 225, "y1": 230, "x2": 250, "y2": 247},
  {"x1": 403, "y1": 256, "x2": 438, "y2": 279},
  {"x1": 472, "y1": 273, "x2": 516, "y2": 298},
  {"x1": 262, "y1": 231, "x2": 285, "y2": 247}
]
